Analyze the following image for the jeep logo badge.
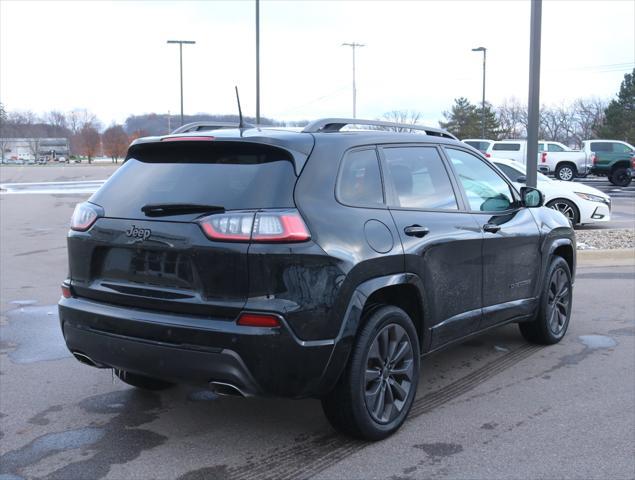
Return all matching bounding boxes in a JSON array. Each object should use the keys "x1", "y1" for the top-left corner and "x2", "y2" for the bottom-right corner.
[{"x1": 125, "y1": 225, "x2": 151, "y2": 241}]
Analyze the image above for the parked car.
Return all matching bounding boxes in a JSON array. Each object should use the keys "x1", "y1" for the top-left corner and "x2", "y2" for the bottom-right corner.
[
  {"x1": 486, "y1": 140, "x2": 589, "y2": 181},
  {"x1": 582, "y1": 140, "x2": 634, "y2": 187},
  {"x1": 491, "y1": 158, "x2": 610, "y2": 225},
  {"x1": 59, "y1": 118, "x2": 575, "y2": 440},
  {"x1": 462, "y1": 138, "x2": 493, "y2": 154}
]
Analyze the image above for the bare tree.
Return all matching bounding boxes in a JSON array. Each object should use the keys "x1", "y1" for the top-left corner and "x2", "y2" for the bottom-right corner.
[
  {"x1": 67, "y1": 109, "x2": 99, "y2": 134},
  {"x1": 77, "y1": 125, "x2": 101, "y2": 163},
  {"x1": 572, "y1": 98, "x2": 606, "y2": 147},
  {"x1": 496, "y1": 98, "x2": 527, "y2": 139},
  {"x1": 44, "y1": 110, "x2": 68, "y2": 130},
  {"x1": 375, "y1": 110, "x2": 423, "y2": 132},
  {"x1": 27, "y1": 137, "x2": 42, "y2": 162},
  {"x1": 102, "y1": 124, "x2": 130, "y2": 163}
]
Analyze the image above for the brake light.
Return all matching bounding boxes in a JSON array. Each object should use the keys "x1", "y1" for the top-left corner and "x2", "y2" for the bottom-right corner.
[
  {"x1": 198, "y1": 210, "x2": 310, "y2": 243},
  {"x1": 541, "y1": 152, "x2": 547, "y2": 163},
  {"x1": 592, "y1": 153, "x2": 597, "y2": 166},
  {"x1": 631, "y1": 155, "x2": 635, "y2": 169},
  {"x1": 61, "y1": 284, "x2": 72, "y2": 298},
  {"x1": 237, "y1": 313, "x2": 281, "y2": 327},
  {"x1": 161, "y1": 136, "x2": 215, "y2": 142},
  {"x1": 70, "y1": 202, "x2": 99, "y2": 231},
  {"x1": 485, "y1": 153, "x2": 491, "y2": 158}
]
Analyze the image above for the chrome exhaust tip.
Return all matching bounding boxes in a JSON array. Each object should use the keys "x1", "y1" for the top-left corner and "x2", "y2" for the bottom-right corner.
[
  {"x1": 209, "y1": 381, "x2": 247, "y2": 397},
  {"x1": 72, "y1": 351, "x2": 105, "y2": 368}
]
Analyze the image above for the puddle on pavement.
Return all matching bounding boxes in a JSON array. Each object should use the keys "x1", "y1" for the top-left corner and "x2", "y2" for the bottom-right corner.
[
  {"x1": 0, "y1": 427, "x2": 104, "y2": 476},
  {"x1": 187, "y1": 390, "x2": 219, "y2": 402},
  {"x1": 578, "y1": 334, "x2": 617, "y2": 349},
  {"x1": 1, "y1": 305, "x2": 70, "y2": 364}
]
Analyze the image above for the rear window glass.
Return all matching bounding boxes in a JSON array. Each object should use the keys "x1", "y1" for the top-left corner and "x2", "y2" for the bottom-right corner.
[
  {"x1": 337, "y1": 149, "x2": 384, "y2": 207},
  {"x1": 493, "y1": 143, "x2": 521, "y2": 151},
  {"x1": 92, "y1": 142, "x2": 297, "y2": 216},
  {"x1": 464, "y1": 141, "x2": 490, "y2": 152}
]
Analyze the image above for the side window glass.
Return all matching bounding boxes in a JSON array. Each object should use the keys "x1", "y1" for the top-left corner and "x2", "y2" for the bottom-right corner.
[
  {"x1": 445, "y1": 148, "x2": 515, "y2": 212},
  {"x1": 383, "y1": 147, "x2": 458, "y2": 210},
  {"x1": 613, "y1": 143, "x2": 632, "y2": 153},
  {"x1": 337, "y1": 149, "x2": 384, "y2": 207},
  {"x1": 548, "y1": 143, "x2": 565, "y2": 152},
  {"x1": 591, "y1": 142, "x2": 611, "y2": 152}
]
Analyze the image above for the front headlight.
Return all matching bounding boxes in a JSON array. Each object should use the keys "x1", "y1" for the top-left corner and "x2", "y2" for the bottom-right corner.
[{"x1": 575, "y1": 192, "x2": 607, "y2": 203}]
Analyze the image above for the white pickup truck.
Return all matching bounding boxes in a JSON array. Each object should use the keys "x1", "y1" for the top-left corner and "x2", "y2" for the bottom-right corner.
[{"x1": 485, "y1": 140, "x2": 590, "y2": 181}]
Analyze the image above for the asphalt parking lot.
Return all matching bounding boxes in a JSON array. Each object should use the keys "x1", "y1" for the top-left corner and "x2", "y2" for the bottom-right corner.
[{"x1": 1, "y1": 165, "x2": 634, "y2": 480}]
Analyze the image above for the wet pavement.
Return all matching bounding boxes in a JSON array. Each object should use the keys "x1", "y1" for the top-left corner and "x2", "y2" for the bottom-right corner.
[{"x1": 0, "y1": 167, "x2": 634, "y2": 479}]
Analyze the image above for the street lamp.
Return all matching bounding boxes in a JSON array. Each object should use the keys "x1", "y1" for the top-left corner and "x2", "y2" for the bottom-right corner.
[
  {"x1": 167, "y1": 40, "x2": 196, "y2": 127},
  {"x1": 472, "y1": 46, "x2": 487, "y2": 138},
  {"x1": 342, "y1": 42, "x2": 365, "y2": 118}
]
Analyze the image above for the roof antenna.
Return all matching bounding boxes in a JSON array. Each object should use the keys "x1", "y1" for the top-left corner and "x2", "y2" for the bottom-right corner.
[{"x1": 235, "y1": 86, "x2": 245, "y2": 129}]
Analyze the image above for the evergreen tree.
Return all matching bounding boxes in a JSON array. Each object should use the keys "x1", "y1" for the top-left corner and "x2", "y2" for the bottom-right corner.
[
  {"x1": 599, "y1": 68, "x2": 634, "y2": 142},
  {"x1": 439, "y1": 98, "x2": 501, "y2": 139}
]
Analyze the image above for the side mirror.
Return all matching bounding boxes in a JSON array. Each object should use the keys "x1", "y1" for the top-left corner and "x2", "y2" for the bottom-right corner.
[
  {"x1": 520, "y1": 186, "x2": 543, "y2": 208},
  {"x1": 516, "y1": 175, "x2": 527, "y2": 183}
]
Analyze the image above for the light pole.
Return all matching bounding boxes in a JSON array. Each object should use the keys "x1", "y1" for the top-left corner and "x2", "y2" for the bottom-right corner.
[
  {"x1": 256, "y1": 0, "x2": 260, "y2": 124},
  {"x1": 525, "y1": 0, "x2": 542, "y2": 188},
  {"x1": 472, "y1": 46, "x2": 487, "y2": 138},
  {"x1": 342, "y1": 42, "x2": 365, "y2": 118},
  {"x1": 167, "y1": 40, "x2": 196, "y2": 126}
]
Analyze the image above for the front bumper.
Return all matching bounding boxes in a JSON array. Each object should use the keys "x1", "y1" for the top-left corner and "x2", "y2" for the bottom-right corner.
[{"x1": 59, "y1": 296, "x2": 335, "y2": 398}]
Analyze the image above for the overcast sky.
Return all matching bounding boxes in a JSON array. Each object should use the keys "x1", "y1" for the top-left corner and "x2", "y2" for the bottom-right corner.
[{"x1": 1, "y1": 0, "x2": 633, "y2": 127}]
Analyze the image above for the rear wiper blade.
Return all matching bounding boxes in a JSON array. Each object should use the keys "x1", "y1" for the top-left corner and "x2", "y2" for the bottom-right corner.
[{"x1": 141, "y1": 203, "x2": 225, "y2": 217}]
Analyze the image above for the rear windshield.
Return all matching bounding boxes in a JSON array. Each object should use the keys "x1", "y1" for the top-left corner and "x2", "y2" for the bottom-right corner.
[{"x1": 91, "y1": 142, "x2": 297, "y2": 216}]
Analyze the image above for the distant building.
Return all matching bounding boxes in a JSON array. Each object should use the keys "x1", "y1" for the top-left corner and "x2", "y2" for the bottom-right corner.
[{"x1": 0, "y1": 137, "x2": 70, "y2": 162}]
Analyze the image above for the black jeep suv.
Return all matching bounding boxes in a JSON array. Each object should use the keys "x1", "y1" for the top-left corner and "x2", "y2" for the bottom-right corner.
[{"x1": 59, "y1": 118, "x2": 575, "y2": 440}]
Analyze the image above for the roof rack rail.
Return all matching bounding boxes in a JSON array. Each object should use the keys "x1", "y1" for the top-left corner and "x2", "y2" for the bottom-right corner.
[
  {"x1": 171, "y1": 121, "x2": 255, "y2": 134},
  {"x1": 301, "y1": 118, "x2": 457, "y2": 140}
]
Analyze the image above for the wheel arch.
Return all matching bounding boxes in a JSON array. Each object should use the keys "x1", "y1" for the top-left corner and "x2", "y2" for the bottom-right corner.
[
  {"x1": 609, "y1": 160, "x2": 631, "y2": 174},
  {"x1": 315, "y1": 273, "x2": 428, "y2": 396},
  {"x1": 547, "y1": 238, "x2": 576, "y2": 283},
  {"x1": 545, "y1": 197, "x2": 581, "y2": 224}
]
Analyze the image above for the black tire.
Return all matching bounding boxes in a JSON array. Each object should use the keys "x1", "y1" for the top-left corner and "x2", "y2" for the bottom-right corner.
[
  {"x1": 519, "y1": 256, "x2": 572, "y2": 345},
  {"x1": 546, "y1": 199, "x2": 580, "y2": 225},
  {"x1": 555, "y1": 163, "x2": 577, "y2": 181},
  {"x1": 321, "y1": 305, "x2": 420, "y2": 441},
  {"x1": 114, "y1": 369, "x2": 174, "y2": 391},
  {"x1": 609, "y1": 167, "x2": 632, "y2": 187}
]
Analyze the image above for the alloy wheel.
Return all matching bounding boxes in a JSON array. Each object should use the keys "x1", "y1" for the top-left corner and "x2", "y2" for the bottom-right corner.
[
  {"x1": 550, "y1": 202, "x2": 576, "y2": 222},
  {"x1": 547, "y1": 267, "x2": 570, "y2": 335},
  {"x1": 558, "y1": 167, "x2": 574, "y2": 181},
  {"x1": 364, "y1": 323, "x2": 414, "y2": 424}
]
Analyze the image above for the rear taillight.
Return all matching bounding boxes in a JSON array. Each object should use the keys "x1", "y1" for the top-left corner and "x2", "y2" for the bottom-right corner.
[
  {"x1": 61, "y1": 284, "x2": 72, "y2": 298},
  {"x1": 198, "y1": 209, "x2": 310, "y2": 243},
  {"x1": 631, "y1": 155, "x2": 635, "y2": 169},
  {"x1": 541, "y1": 152, "x2": 547, "y2": 163},
  {"x1": 592, "y1": 153, "x2": 597, "y2": 166},
  {"x1": 485, "y1": 153, "x2": 491, "y2": 158},
  {"x1": 237, "y1": 312, "x2": 281, "y2": 328},
  {"x1": 70, "y1": 202, "x2": 100, "y2": 231}
]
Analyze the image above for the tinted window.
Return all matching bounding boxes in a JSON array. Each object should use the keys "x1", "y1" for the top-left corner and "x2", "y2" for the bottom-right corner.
[
  {"x1": 93, "y1": 142, "x2": 297, "y2": 217},
  {"x1": 446, "y1": 148, "x2": 515, "y2": 212},
  {"x1": 494, "y1": 163, "x2": 524, "y2": 182},
  {"x1": 591, "y1": 142, "x2": 612, "y2": 152},
  {"x1": 464, "y1": 141, "x2": 490, "y2": 153},
  {"x1": 613, "y1": 143, "x2": 633, "y2": 153},
  {"x1": 383, "y1": 147, "x2": 458, "y2": 210},
  {"x1": 548, "y1": 143, "x2": 565, "y2": 152},
  {"x1": 492, "y1": 143, "x2": 521, "y2": 151},
  {"x1": 337, "y1": 149, "x2": 384, "y2": 206}
]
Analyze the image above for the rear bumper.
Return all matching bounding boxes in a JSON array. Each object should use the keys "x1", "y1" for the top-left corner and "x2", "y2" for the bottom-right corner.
[{"x1": 59, "y1": 296, "x2": 335, "y2": 398}]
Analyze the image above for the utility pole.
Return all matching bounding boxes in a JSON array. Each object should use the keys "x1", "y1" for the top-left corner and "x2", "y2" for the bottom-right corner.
[
  {"x1": 256, "y1": 0, "x2": 260, "y2": 124},
  {"x1": 472, "y1": 46, "x2": 487, "y2": 138},
  {"x1": 525, "y1": 0, "x2": 542, "y2": 188},
  {"x1": 167, "y1": 40, "x2": 196, "y2": 127},
  {"x1": 341, "y1": 42, "x2": 365, "y2": 118}
]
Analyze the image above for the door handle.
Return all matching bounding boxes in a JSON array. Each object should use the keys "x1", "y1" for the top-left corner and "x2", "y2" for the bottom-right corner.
[
  {"x1": 483, "y1": 223, "x2": 501, "y2": 233},
  {"x1": 404, "y1": 225, "x2": 430, "y2": 238}
]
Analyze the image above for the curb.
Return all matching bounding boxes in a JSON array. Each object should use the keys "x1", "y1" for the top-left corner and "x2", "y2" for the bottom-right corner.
[{"x1": 577, "y1": 248, "x2": 635, "y2": 267}]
